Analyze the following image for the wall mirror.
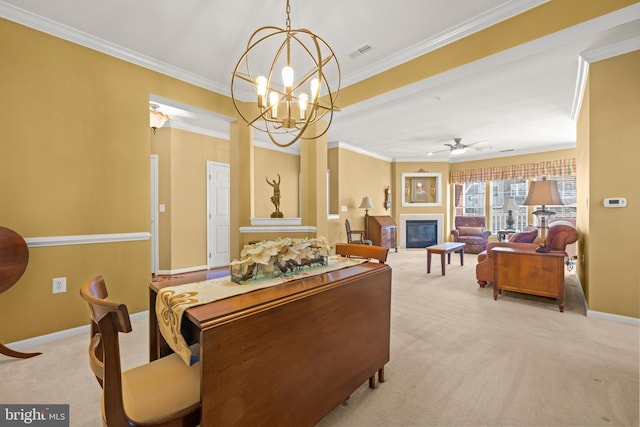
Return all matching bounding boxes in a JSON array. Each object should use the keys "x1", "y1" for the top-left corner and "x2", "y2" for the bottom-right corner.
[{"x1": 401, "y1": 172, "x2": 442, "y2": 207}]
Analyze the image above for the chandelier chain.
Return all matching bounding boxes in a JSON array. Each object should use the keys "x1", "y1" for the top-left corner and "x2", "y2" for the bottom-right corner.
[{"x1": 285, "y1": 0, "x2": 291, "y2": 31}]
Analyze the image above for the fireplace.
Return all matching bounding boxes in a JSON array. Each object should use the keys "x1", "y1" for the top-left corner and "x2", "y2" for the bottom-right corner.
[
  {"x1": 399, "y1": 214, "x2": 443, "y2": 249},
  {"x1": 406, "y1": 220, "x2": 437, "y2": 248}
]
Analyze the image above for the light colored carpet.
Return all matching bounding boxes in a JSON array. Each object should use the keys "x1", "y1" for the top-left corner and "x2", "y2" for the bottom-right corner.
[{"x1": 1, "y1": 250, "x2": 638, "y2": 426}]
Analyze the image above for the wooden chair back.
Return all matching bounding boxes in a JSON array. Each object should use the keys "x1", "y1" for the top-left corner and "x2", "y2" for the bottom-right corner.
[
  {"x1": 335, "y1": 243, "x2": 388, "y2": 263},
  {"x1": 80, "y1": 276, "x2": 200, "y2": 426},
  {"x1": 345, "y1": 219, "x2": 367, "y2": 244}
]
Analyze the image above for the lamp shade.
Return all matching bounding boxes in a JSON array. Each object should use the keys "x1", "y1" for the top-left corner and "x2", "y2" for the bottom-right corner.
[
  {"x1": 502, "y1": 198, "x2": 519, "y2": 211},
  {"x1": 522, "y1": 178, "x2": 563, "y2": 207},
  {"x1": 150, "y1": 104, "x2": 169, "y2": 133},
  {"x1": 358, "y1": 196, "x2": 374, "y2": 210}
]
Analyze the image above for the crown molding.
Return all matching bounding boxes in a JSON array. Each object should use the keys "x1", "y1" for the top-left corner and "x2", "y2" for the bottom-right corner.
[
  {"x1": 0, "y1": 1, "x2": 226, "y2": 93},
  {"x1": 329, "y1": 141, "x2": 393, "y2": 163},
  {"x1": 167, "y1": 121, "x2": 230, "y2": 140},
  {"x1": 570, "y1": 34, "x2": 640, "y2": 121},
  {"x1": 340, "y1": 0, "x2": 549, "y2": 87},
  {"x1": 0, "y1": 0, "x2": 548, "y2": 99}
]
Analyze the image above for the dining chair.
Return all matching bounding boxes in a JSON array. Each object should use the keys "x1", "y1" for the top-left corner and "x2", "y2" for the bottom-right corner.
[
  {"x1": 345, "y1": 219, "x2": 372, "y2": 245},
  {"x1": 335, "y1": 243, "x2": 388, "y2": 264},
  {"x1": 80, "y1": 275, "x2": 201, "y2": 427}
]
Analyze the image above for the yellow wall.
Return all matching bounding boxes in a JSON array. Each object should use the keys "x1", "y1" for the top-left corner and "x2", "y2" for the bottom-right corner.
[
  {"x1": 254, "y1": 147, "x2": 300, "y2": 218},
  {"x1": 151, "y1": 128, "x2": 229, "y2": 272},
  {"x1": 0, "y1": 18, "x2": 228, "y2": 341},
  {"x1": 337, "y1": 148, "x2": 393, "y2": 243},
  {"x1": 580, "y1": 51, "x2": 639, "y2": 318}
]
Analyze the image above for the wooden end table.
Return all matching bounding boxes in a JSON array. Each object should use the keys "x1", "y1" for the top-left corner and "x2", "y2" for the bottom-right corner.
[
  {"x1": 426, "y1": 242, "x2": 466, "y2": 276},
  {"x1": 497, "y1": 229, "x2": 518, "y2": 242},
  {"x1": 492, "y1": 246, "x2": 567, "y2": 312}
]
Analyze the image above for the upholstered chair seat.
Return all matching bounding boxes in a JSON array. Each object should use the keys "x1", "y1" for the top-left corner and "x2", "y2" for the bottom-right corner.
[{"x1": 110, "y1": 347, "x2": 201, "y2": 424}]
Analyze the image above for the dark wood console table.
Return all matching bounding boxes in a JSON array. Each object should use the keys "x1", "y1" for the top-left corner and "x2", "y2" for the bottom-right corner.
[
  {"x1": 149, "y1": 262, "x2": 392, "y2": 426},
  {"x1": 0, "y1": 226, "x2": 41, "y2": 358},
  {"x1": 492, "y1": 247, "x2": 567, "y2": 311}
]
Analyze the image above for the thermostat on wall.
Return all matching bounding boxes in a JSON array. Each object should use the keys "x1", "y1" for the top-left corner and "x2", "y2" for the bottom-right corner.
[{"x1": 603, "y1": 198, "x2": 627, "y2": 208}]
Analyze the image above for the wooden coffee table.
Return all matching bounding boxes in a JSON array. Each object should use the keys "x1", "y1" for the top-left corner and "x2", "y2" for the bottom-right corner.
[{"x1": 426, "y1": 242, "x2": 466, "y2": 276}]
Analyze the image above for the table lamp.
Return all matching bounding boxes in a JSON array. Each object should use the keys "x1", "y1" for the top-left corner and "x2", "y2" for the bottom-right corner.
[
  {"x1": 522, "y1": 177, "x2": 563, "y2": 252},
  {"x1": 502, "y1": 198, "x2": 518, "y2": 230},
  {"x1": 359, "y1": 196, "x2": 374, "y2": 239}
]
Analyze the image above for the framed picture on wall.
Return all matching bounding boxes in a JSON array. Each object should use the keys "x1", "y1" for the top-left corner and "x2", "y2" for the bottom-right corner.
[{"x1": 410, "y1": 178, "x2": 428, "y2": 202}]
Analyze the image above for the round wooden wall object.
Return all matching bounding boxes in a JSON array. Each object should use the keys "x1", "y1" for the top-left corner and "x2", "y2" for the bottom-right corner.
[{"x1": 0, "y1": 226, "x2": 29, "y2": 294}]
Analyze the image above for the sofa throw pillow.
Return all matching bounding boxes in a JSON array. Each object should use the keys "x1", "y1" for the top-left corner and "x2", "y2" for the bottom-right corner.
[
  {"x1": 456, "y1": 226, "x2": 484, "y2": 236},
  {"x1": 509, "y1": 228, "x2": 538, "y2": 243}
]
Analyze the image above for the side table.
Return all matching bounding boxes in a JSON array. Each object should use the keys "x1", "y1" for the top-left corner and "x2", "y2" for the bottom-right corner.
[
  {"x1": 426, "y1": 242, "x2": 465, "y2": 276},
  {"x1": 0, "y1": 226, "x2": 42, "y2": 358},
  {"x1": 497, "y1": 229, "x2": 517, "y2": 242}
]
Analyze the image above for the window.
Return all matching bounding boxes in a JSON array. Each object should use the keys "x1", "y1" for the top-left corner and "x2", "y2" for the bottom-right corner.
[
  {"x1": 489, "y1": 178, "x2": 528, "y2": 234},
  {"x1": 546, "y1": 174, "x2": 577, "y2": 218},
  {"x1": 454, "y1": 181, "x2": 485, "y2": 216}
]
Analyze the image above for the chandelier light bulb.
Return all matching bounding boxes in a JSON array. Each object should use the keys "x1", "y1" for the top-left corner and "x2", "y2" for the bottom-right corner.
[
  {"x1": 299, "y1": 93, "x2": 309, "y2": 119},
  {"x1": 269, "y1": 92, "x2": 280, "y2": 119},
  {"x1": 256, "y1": 76, "x2": 268, "y2": 107},
  {"x1": 310, "y1": 78, "x2": 320, "y2": 101},
  {"x1": 282, "y1": 66, "x2": 294, "y2": 89}
]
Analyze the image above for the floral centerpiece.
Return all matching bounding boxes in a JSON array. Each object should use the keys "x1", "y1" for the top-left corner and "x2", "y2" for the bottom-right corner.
[{"x1": 230, "y1": 236, "x2": 330, "y2": 284}]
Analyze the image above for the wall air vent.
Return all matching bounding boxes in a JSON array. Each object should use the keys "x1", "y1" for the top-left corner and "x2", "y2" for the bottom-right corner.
[
  {"x1": 499, "y1": 148, "x2": 515, "y2": 153},
  {"x1": 348, "y1": 43, "x2": 375, "y2": 59}
]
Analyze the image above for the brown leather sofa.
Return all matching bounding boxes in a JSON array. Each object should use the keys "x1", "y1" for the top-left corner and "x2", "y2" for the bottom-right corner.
[
  {"x1": 450, "y1": 216, "x2": 491, "y2": 254},
  {"x1": 475, "y1": 221, "x2": 578, "y2": 287}
]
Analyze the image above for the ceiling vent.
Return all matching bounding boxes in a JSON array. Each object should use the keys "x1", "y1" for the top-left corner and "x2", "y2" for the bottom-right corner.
[{"x1": 348, "y1": 43, "x2": 375, "y2": 59}]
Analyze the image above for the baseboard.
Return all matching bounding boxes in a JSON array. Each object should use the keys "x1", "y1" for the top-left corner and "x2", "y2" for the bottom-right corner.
[
  {"x1": 157, "y1": 265, "x2": 208, "y2": 275},
  {"x1": 7, "y1": 311, "x2": 149, "y2": 351},
  {"x1": 570, "y1": 273, "x2": 638, "y2": 326},
  {"x1": 586, "y1": 310, "x2": 640, "y2": 326},
  {"x1": 570, "y1": 272, "x2": 590, "y2": 315}
]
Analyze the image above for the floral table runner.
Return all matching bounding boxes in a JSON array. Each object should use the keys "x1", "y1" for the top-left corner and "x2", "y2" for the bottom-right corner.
[{"x1": 156, "y1": 255, "x2": 367, "y2": 365}]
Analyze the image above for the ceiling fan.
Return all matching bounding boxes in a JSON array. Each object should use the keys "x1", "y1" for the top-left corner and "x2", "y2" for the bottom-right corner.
[{"x1": 427, "y1": 138, "x2": 490, "y2": 156}]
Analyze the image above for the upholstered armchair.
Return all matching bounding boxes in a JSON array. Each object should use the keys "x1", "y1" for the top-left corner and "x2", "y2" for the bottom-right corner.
[
  {"x1": 450, "y1": 216, "x2": 491, "y2": 254},
  {"x1": 475, "y1": 221, "x2": 578, "y2": 287}
]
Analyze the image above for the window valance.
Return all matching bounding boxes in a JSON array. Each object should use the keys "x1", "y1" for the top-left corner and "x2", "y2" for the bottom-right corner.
[{"x1": 449, "y1": 158, "x2": 576, "y2": 183}]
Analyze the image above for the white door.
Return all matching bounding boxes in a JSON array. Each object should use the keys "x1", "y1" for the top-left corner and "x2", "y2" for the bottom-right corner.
[
  {"x1": 150, "y1": 155, "x2": 159, "y2": 274},
  {"x1": 207, "y1": 162, "x2": 230, "y2": 268}
]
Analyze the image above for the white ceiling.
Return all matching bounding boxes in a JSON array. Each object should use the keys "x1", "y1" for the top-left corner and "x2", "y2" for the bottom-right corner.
[{"x1": 2, "y1": 0, "x2": 639, "y2": 162}]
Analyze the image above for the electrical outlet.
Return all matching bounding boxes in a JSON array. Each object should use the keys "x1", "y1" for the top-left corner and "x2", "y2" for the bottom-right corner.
[{"x1": 52, "y1": 277, "x2": 67, "y2": 294}]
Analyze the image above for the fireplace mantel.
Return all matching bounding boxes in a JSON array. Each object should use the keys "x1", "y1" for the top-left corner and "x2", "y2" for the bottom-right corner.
[{"x1": 399, "y1": 214, "x2": 444, "y2": 249}]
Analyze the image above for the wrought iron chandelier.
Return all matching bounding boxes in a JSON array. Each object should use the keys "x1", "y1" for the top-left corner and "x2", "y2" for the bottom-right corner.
[{"x1": 231, "y1": 0, "x2": 340, "y2": 147}]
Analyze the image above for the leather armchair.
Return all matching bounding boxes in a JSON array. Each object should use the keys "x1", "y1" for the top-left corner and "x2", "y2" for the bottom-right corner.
[
  {"x1": 475, "y1": 221, "x2": 578, "y2": 287},
  {"x1": 451, "y1": 216, "x2": 491, "y2": 254}
]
